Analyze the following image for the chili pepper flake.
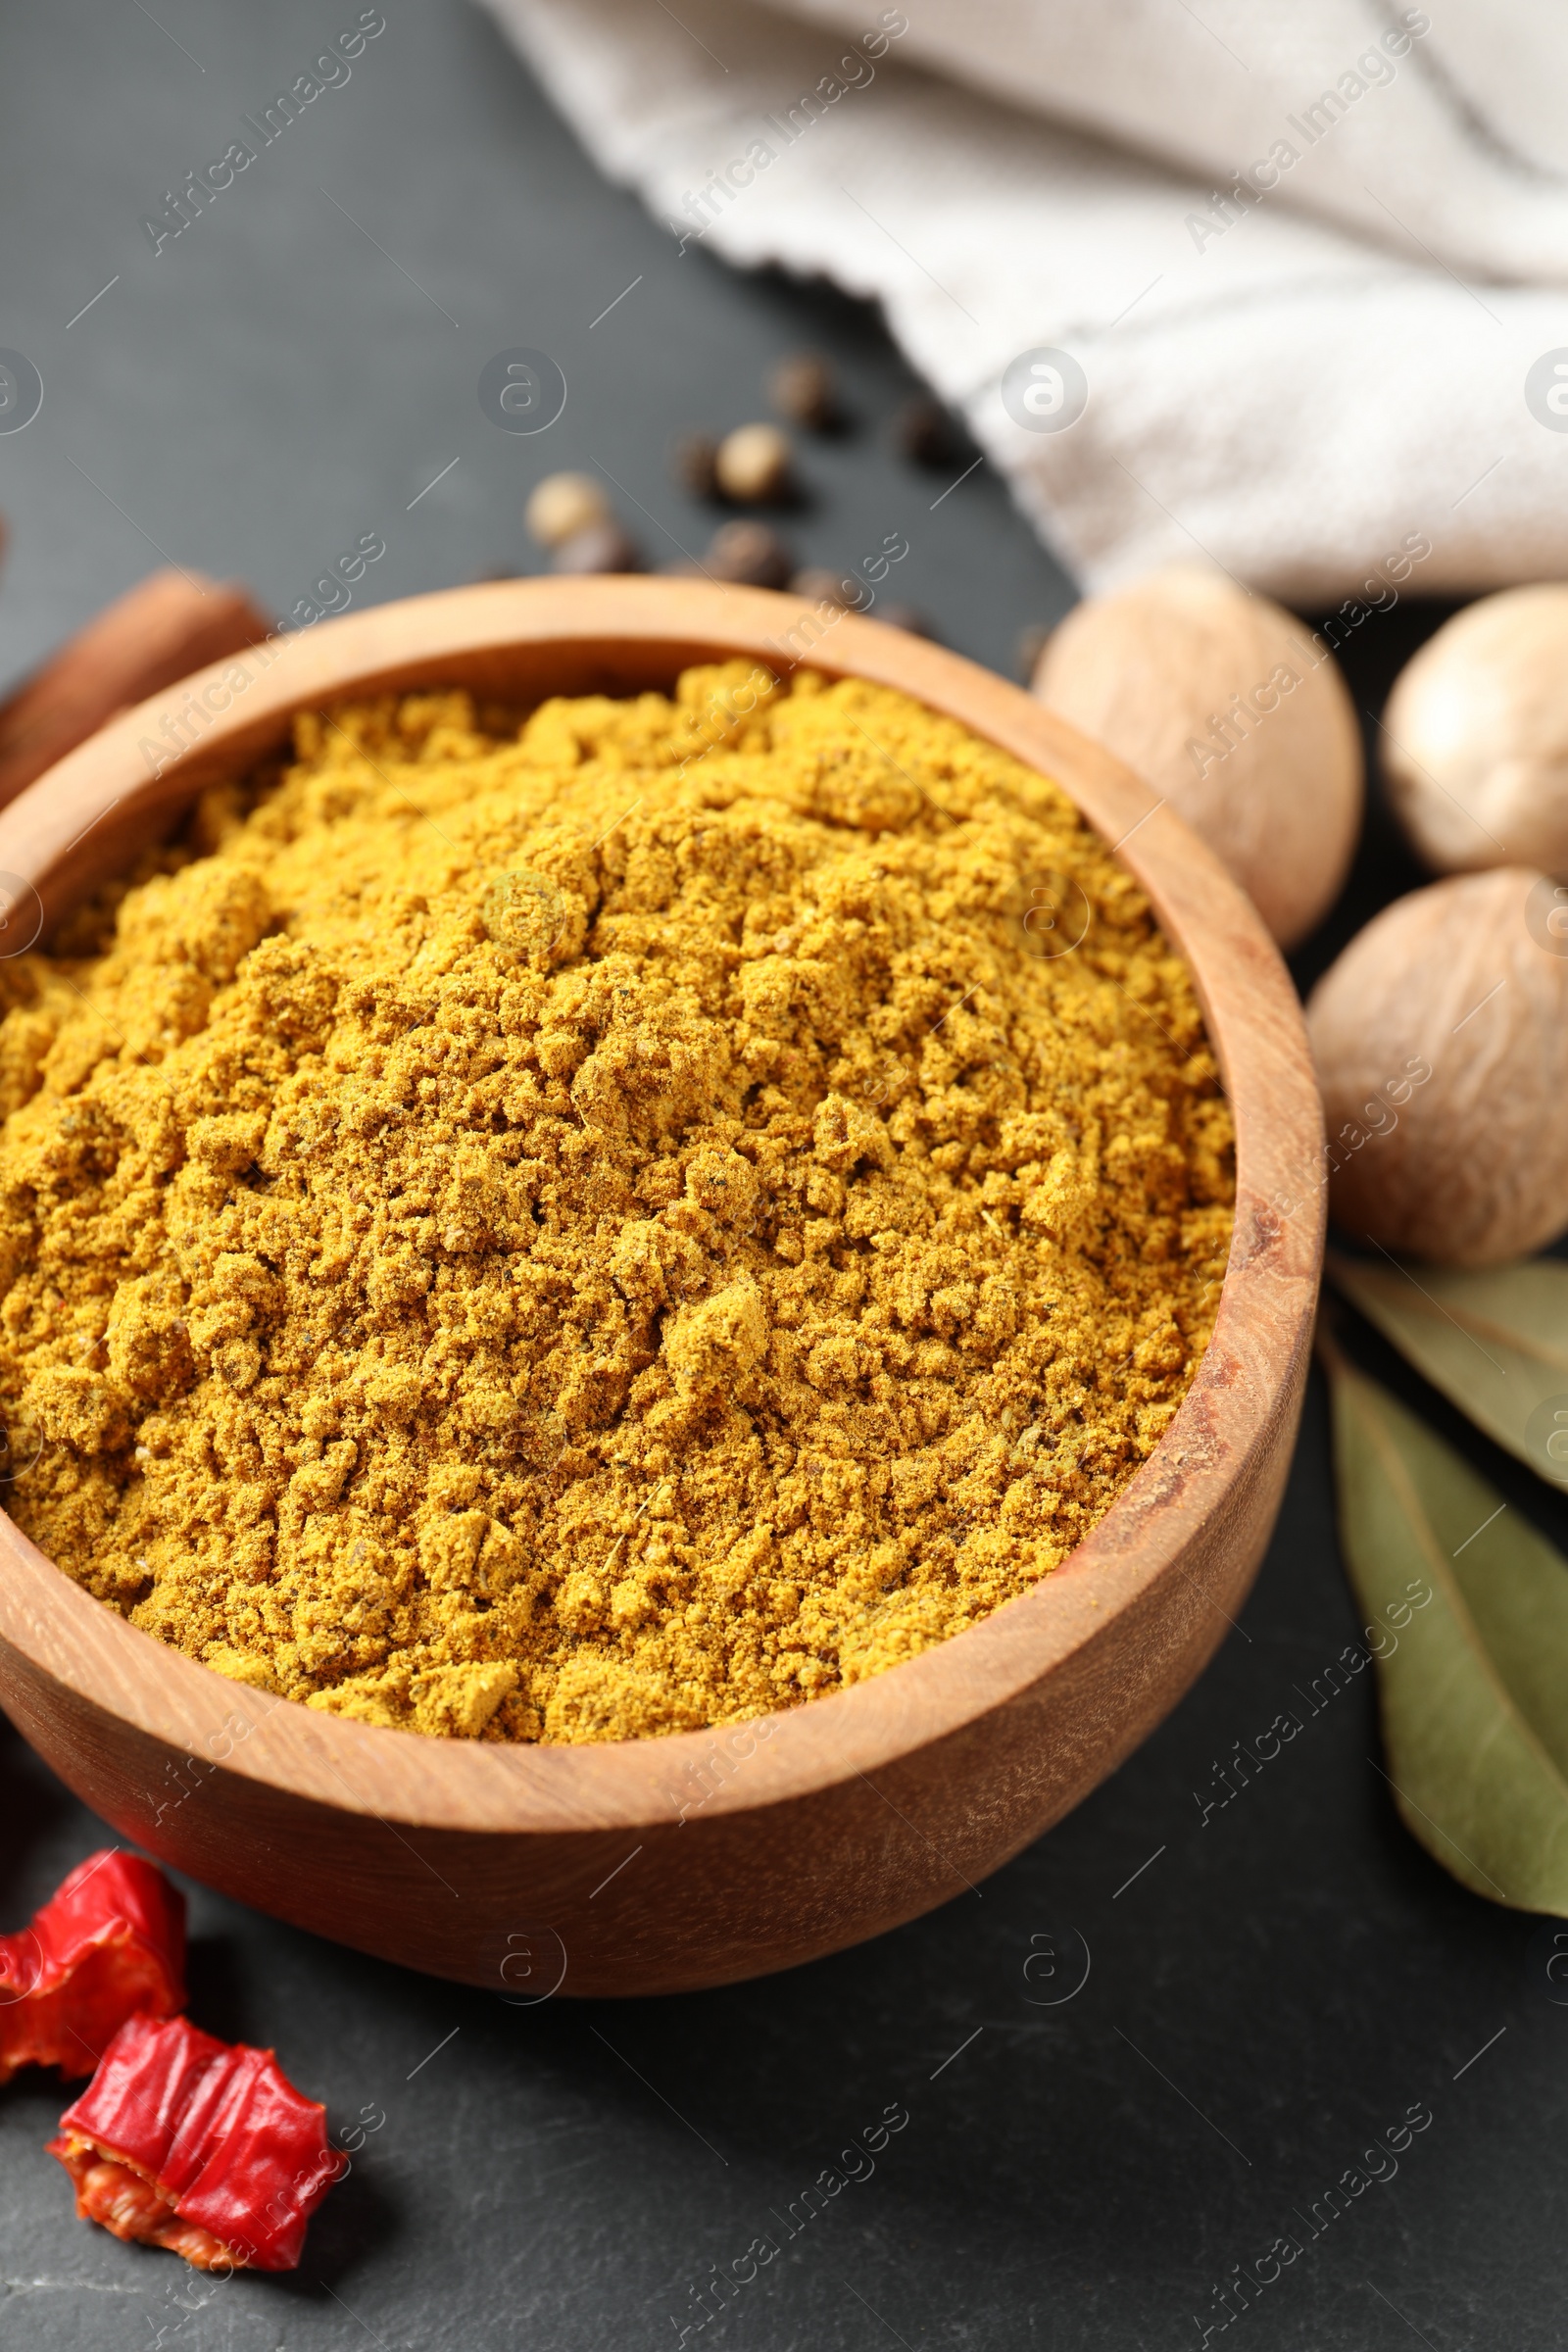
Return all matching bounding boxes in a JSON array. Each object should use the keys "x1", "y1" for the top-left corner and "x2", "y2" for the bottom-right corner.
[
  {"x1": 0, "y1": 1849, "x2": 184, "y2": 2083},
  {"x1": 49, "y1": 2011, "x2": 345, "y2": 2271}
]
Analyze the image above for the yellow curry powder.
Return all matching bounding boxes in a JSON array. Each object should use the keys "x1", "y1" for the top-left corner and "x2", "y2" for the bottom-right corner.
[{"x1": 0, "y1": 665, "x2": 1233, "y2": 1742}]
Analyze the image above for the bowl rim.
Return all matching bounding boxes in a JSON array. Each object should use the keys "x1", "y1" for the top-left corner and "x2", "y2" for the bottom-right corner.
[{"x1": 0, "y1": 576, "x2": 1325, "y2": 1836}]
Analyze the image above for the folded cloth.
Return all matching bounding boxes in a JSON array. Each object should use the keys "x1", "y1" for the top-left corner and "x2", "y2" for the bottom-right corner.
[{"x1": 479, "y1": 0, "x2": 1568, "y2": 603}]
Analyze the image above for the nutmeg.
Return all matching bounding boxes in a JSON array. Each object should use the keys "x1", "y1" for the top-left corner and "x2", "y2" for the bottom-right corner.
[
  {"x1": 1033, "y1": 564, "x2": 1363, "y2": 949},
  {"x1": 1382, "y1": 585, "x2": 1568, "y2": 874},
  {"x1": 523, "y1": 472, "x2": 610, "y2": 549},
  {"x1": 1305, "y1": 866, "x2": 1568, "y2": 1266}
]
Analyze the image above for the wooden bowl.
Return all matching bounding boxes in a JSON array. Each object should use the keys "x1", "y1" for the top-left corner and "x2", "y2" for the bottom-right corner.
[{"x1": 0, "y1": 580, "x2": 1324, "y2": 1997}]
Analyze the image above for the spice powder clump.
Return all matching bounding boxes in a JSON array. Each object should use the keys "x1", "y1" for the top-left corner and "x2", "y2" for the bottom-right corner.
[{"x1": 0, "y1": 667, "x2": 1233, "y2": 1742}]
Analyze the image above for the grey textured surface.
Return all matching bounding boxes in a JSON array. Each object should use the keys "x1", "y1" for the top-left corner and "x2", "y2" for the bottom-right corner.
[
  {"x1": 0, "y1": 5, "x2": 1560, "y2": 2349},
  {"x1": 0, "y1": 0, "x2": 1066, "y2": 691}
]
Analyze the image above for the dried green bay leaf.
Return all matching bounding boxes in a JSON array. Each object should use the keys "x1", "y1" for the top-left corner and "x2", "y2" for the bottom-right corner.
[
  {"x1": 1328, "y1": 1250, "x2": 1568, "y2": 1489},
  {"x1": 1327, "y1": 1346, "x2": 1568, "y2": 1913}
]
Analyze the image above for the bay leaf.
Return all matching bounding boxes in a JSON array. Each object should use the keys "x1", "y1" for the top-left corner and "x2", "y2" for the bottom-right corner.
[
  {"x1": 1326, "y1": 1344, "x2": 1568, "y2": 1914},
  {"x1": 1328, "y1": 1250, "x2": 1568, "y2": 1489}
]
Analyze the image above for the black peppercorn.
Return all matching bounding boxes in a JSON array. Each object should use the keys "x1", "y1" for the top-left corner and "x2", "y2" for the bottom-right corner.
[
  {"x1": 705, "y1": 520, "x2": 793, "y2": 588},
  {"x1": 790, "y1": 567, "x2": 858, "y2": 610},
  {"x1": 715, "y1": 424, "x2": 793, "y2": 504},
  {"x1": 552, "y1": 521, "x2": 644, "y2": 574},
  {"x1": 893, "y1": 396, "x2": 959, "y2": 467},
  {"x1": 671, "y1": 431, "x2": 719, "y2": 499},
  {"x1": 878, "y1": 604, "x2": 937, "y2": 640},
  {"x1": 769, "y1": 351, "x2": 839, "y2": 431}
]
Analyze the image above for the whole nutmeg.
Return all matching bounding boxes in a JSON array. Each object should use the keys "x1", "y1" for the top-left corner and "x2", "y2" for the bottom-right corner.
[
  {"x1": 524, "y1": 472, "x2": 610, "y2": 549},
  {"x1": 769, "y1": 351, "x2": 838, "y2": 431},
  {"x1": 714, "y1": 423, "x2": 793, "y2": 504},
  {"x1": 1383, "y1": 585, "x2": 1568, "y2": 874},
  {"x1": 551, "y1": 520, "x2": 643, "y2": 575},
  {"x1": 1034, "y1": 564, "x2": 1362, "y2": 950},
  {"x1": 706, "y1": 520, "x2": 792, "y2": 589},
  {"x1": 1305, "y1": 865, "x2": 1568, "y2": 1266}
]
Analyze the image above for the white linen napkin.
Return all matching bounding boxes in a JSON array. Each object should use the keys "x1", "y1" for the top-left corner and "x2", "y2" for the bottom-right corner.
[{"x1": 478, "y1": 0, "x2": 1568, "y2": 602}]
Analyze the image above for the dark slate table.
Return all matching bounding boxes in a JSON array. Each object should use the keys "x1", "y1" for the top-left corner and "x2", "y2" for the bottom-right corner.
[{"x1": 0, "y1": 5, "x2": 1557, "y2": 2346}]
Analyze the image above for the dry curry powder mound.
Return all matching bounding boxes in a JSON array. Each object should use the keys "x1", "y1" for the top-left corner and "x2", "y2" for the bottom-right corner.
[{"x1": 0, "y1": 665, "x2": 1234, "y2": 1743}]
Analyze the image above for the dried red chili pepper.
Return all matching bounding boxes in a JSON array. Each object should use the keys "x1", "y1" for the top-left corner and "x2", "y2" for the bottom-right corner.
[
  {"x1": 49, "y1": 2011, "x2": 345, "y2": 2271},
  {"x1": 0, "y1": 1849, "x2": 185, "y2": 2083}
]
